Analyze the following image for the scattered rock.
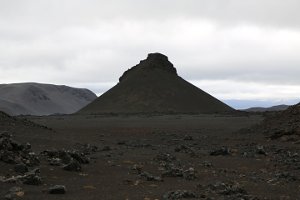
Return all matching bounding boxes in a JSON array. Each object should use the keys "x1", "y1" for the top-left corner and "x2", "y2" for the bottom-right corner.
[
  {"x1": 42, "y1": 150, "x2": 71, "y2": 165},
  {"x1": 73, "y1": 143, "x2": 98, "y2": 155},
  {"x1": 4, "y1": 187, "x2": 24, "y2": 200},
  {"x1": 63, "y1": 159, "x2": 82, "y2": 172},
  {"x1": 163, "y1": 190, "x2": 196, "y2": 199},
  {"x1": 49, "y1": 158, "x2": 62, "y2": 166},
  {"x1": 131, "y1": 164, "x2": 143, "y2": 174},
  {"x1": 275, "y1": 172, "x2": 298, "y2": 181},
  {"x1": 101, "y1": 146, "x2": 111, "y2": 151},
  {"x1": 126, "y1": 140, "x2": 153, "y2": 148},
  {"x1": 69, "y1": 151, "x2": 90, "y2": 164},
  {"x1": 271, "y1": 148, "x2": 300, "y2": 170},
  {"x1": 210, "y1": 147, "x2": 230, "y2": 156},
  {"x1": 161, "y1": 163, "x2": 183, "y2": 178},
  {"x1": 256, "y1": 145, "x2": 267, "y2": 155},
  {"x1": 0, "y1": 133, "x2": 39, "y2": 167},
  {"x1": 42, "y1": 144, "x2": 98, "y2": 171},
  {"x1": 21, "y1": 168, "x2": 42, "y2": 185},
  {"x1": 183, "y1": 167, "x2": 197, "y2": 180},
  {"x1": 117, "y1": 141, "x2": 126, "y2": 145},
  {"x1": 3, "y1": 168, "x2": 42, "y2": 185},
  {"x1": 155, "y1": 153, "x2": 177, "y2": 163},
  {"x1": 202, "y1": 161, "x2": 212, "y2": 168},
  {"x1": 197, "y1": 181, "x2": 258, "y2": 199},
  {"x1": 139, "y1": 171, "x2": 162, "y2": 182},
  {"x1": 183, "y1": 135, "x2": 193, "y2": 141},
  {"x1": 208, "y1": 182, "x2": 247, "y2": 196},
  {"x1": 14, "y1": 163, "x2": 29, "y2": 174},
  {"x1": 48, "y1": 185, "x2": 66, "y2": 194},
  {"x1": 174, "y1": 145, "x2": 196, "y2": 157}
]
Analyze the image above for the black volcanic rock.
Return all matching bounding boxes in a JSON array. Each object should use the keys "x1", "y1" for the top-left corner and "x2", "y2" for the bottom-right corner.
[
  {"x1": 48, "y1": 185, "x2": 66, "y2": 194},
  {"x1": 79, "y1": 53, "x2": 234, "y2": 114}
]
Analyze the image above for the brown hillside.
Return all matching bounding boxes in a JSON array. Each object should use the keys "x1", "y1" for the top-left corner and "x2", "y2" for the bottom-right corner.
[{"x1": 79, "y1": 53, "x2": 234, "y2": 114}]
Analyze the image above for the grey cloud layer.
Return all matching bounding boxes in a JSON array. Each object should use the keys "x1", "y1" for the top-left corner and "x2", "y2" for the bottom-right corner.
[
  {"x1": 1, "y1": 0, "x2": 300, "y2": 27},
  {"x1": 0, "y1": 0, "x2": 300, "y2": 27},
  {"x1": 0, "y1": 0, "x2": 299, "y2": 102}
]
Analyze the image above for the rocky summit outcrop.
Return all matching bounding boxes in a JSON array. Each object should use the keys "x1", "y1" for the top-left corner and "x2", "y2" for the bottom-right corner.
[
  {"x1": 0, "y1": 83, "x2": 97, "y2": 116},
  {"x1": 79, "y1": 53, "x2": 234, "y2": 114},
  {"x1": 119, "y1": 53, "x2": 177, "y2": 82}
]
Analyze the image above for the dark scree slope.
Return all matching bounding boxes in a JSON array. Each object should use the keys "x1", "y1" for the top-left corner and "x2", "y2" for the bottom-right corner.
[{"x1": 79, "y1": 53, "x2": 234, "y2": 114}]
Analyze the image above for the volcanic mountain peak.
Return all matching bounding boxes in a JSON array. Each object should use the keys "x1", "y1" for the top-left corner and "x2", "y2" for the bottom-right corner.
[
  {"x1": 79, "y1": 53, "x2": 234, "y2": 114},
  {"x1": 119, "y1": 53, "x2": 177, "y2": 82},
  {"x1": 142, "y1": 53, "x2": 176, "y2": 71}
]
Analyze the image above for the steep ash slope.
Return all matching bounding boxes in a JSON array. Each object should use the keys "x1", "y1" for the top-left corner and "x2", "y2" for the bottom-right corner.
[{"x1": 79, "y1": 53, "x2": 233, "y2": 114}]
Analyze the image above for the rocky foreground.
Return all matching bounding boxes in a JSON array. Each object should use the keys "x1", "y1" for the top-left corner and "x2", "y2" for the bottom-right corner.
[
  {"x1": 0, "y1": 113, "x2": 299, "y2": 199},
  {"x1": 0, "y1": 132, "x2": 99, "y2": 199}
]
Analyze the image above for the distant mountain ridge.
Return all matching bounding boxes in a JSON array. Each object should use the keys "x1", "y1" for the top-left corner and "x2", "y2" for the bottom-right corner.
[
  {"x1": 0, "y1": 83, "x2": 97, "y2": 116},
  {"x1": 79, "y1": 53, "x2": 234, "y2": 114},
  {"x1": 243, "y1": 105, "x2": 289, "y2": 112}
]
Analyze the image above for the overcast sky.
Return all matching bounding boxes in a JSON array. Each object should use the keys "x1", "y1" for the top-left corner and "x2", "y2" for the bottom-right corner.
[{"x1": 1, "y1": 0, "x2": 300, "y2": 109}]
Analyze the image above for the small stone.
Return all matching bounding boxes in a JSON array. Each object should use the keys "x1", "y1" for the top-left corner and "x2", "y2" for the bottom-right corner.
[
  {"x1": 49, "y1": 158, "x2": 62, "y2": 166},
  {"x1": 48, "y1": 185, "x2": 66, "y2": 194},
  {"x1": 139, "y1": 172, "x2": 162, "y2": 182},
  {"x1": 102, "y1": 146, "x2": 111, "y2": 151},
  {"x1": 256, "y1": 145, "x2": 267, "y2": 155},
  {"x1": 210, "y1": 147, "x2": 230, "y2": 156},
  {"x1": 131, "y1": 164, "x2": 143, "y2": 174},
  {"x1": 14, "y1": 163, "x2": 29, "y2": 174},
  {"x1": 183, "y1": 135, "x2": 193, "y2": 141},
  {"x1": 58, "y1": 151, "x2": 72, "y2": 164},
  {"x1": 183, "y1": 167, "x2": 197, "y2": 180},
  {"x1": 161, "y1": 164, "x2": 183, "y2": 178},
  {"x1": 163, "y1": 190, "x2": 196, "y2": 199},
  {"x1": 117, "y1": 141, "x2": 126, "y2": 145},
  {"x1": 63, "y1": 159, "x2": 82, "y2": 172},
  {"x1": 4, "y1": 187, "x2": 24, "y2": 200},
  {"x1": 155, "y1": 153, "x2": 176, "y2": 162},
  {"x1": 22, "y1": 173, "x2": 42, "y2": 185},
  {"x1": 70, "y1": 152, "x2": 90, "y2": 164},
  {"x1": 202, "y1": 161, "x2": 212, "y2": 167}
]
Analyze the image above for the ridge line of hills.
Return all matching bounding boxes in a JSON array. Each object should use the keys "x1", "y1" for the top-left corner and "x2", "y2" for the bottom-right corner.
[{"x1": 0, "y1": 82, "x2": 97, "y2": 116}]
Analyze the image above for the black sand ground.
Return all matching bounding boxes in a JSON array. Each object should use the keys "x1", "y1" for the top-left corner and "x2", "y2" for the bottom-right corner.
[{"x1": 1, "y1": 113, "x2": 299, "y2": 199}]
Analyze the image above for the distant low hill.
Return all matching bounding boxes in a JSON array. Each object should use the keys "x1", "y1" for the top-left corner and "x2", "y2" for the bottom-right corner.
[
  {"x1": 79, "y1": 53, "x2": 234, "y2": 114},
  {"x1": 243, "y1": 105, "x2": 289, "y2": 112},
  {"x1": 0, "y1": 83, "x2": 97, "y2": 116}
]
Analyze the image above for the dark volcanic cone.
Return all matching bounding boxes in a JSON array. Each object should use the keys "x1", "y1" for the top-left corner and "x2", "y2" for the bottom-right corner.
[{"x1": 79, "y1": 53, "x2": 234, "y2": 114}]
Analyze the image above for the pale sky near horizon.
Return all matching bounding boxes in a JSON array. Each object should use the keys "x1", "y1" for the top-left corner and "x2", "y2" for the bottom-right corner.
[{"x1": 1, "y1": 0, "x2": 300, "y2": 109}]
